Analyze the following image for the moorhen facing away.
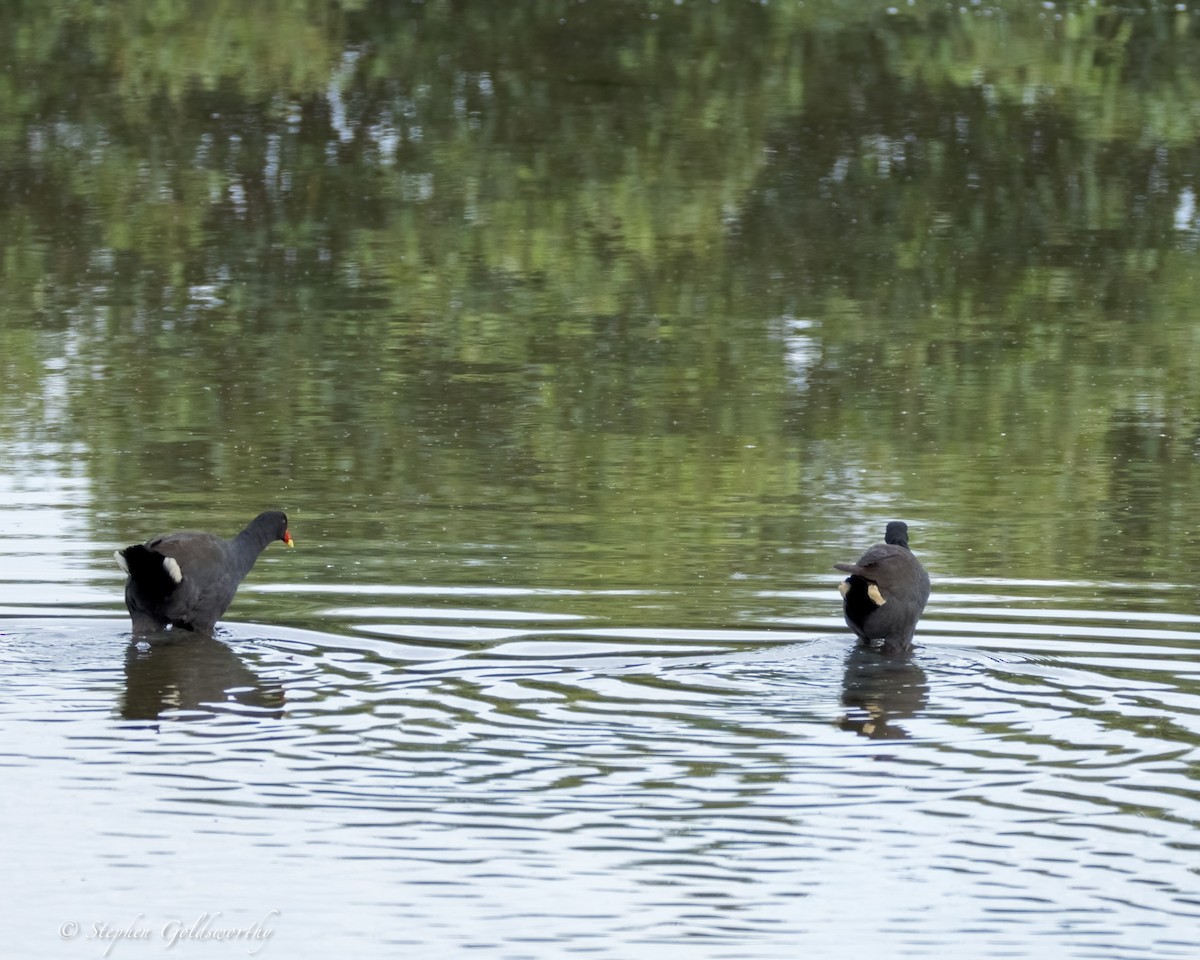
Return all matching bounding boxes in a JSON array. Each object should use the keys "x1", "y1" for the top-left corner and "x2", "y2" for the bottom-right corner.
[
  {"x1": 835, "y1": 521, "x2": 930, "y2": 654},
  {"x1": 115, "y1": 511, "x2": 294, "y2": 636}
]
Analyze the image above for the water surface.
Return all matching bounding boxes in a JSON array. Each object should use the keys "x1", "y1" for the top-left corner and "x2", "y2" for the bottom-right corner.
[
  {"x1": 4, "y1": 2, "x2": 1200, "y2": 958},
  {"x1": 4, "y1": 478, "x2": 1200, "y2": 957}
]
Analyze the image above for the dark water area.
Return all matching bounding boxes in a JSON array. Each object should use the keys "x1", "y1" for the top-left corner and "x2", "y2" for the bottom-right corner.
[{"x1": 3, "y1": 1, "x2": 1200, "y2": 957}]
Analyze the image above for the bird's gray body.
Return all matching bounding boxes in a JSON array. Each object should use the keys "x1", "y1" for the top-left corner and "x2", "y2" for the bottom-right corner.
[
  {"x1": 116, "y1": 511, "x2": 291, "y2": 636},
  {"x1": 835, "y1": 522, "x2": 930, "y2": 653}
]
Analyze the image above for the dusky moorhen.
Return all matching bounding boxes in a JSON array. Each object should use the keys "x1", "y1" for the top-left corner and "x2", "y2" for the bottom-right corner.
[
  {"x1": 835, "y1": 521, "x2": 930, "y2": 654},
  {"x1": 115, "y1": 511, "x2": 294, "y2": 635}
]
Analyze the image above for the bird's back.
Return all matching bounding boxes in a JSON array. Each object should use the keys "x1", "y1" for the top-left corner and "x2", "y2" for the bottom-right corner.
[
  {"x1": 125, "y1": 532, "x2": 241, "y2": 633},
  {"x1": 835, "y1": 532, "x2": 930, "y2": 651}
]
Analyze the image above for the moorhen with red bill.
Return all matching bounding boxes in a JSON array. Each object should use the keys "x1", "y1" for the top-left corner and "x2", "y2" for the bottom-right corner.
[{"x1": 116, "y1": 510, "x2": 294, "y2": 636}]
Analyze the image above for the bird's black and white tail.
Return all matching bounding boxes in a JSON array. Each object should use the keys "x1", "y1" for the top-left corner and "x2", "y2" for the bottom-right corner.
[{"x1": 115, "y1": 544, "x2": 183, "y2": 601}]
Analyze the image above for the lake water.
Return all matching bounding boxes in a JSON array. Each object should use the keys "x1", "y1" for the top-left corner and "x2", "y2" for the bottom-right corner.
[
  {"x1": 3, "y1": 2, "x2": 1200, "y2": 958},
  {"x1": 4, "y1": 468, "x2": 1200, "y2": 958}
]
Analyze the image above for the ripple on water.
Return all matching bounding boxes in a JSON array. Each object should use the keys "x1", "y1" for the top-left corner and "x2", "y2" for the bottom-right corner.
[{"x1": 3, "y1": 575, "x2": 1200, "y2": 957}]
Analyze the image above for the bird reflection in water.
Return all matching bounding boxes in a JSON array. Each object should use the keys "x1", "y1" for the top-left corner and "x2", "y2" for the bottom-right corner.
[
  {"x1": 122, "y1": 634, "x2": 285, "y2": 720},
  {"x1": 838, "y1": 645, "x2": 928, "y2": 740}
]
